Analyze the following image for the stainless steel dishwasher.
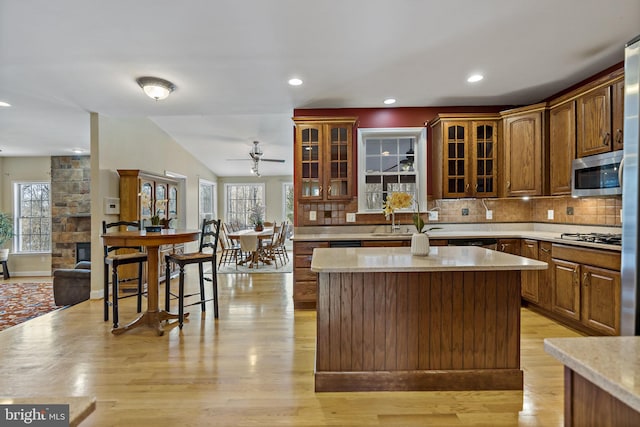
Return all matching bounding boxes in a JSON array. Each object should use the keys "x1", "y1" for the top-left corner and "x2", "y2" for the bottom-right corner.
[{"x1": 447, "y1": 238, "x2": 498, "y2": 250}]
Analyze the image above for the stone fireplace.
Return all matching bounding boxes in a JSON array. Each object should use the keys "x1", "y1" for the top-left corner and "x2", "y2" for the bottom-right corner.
[{"x1": 51, "y1": 156, "x2": 91, "y2": 270}]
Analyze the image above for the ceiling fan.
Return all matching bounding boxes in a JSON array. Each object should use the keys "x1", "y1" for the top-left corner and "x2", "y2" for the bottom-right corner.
[{"x1": 228, "y1": 141, "x2": 285, "y2": 176}]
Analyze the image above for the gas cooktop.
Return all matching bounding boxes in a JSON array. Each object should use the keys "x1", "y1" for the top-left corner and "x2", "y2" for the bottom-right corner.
[{"x1": 560, "y1": 232, "x2": 622, "y2": 246}]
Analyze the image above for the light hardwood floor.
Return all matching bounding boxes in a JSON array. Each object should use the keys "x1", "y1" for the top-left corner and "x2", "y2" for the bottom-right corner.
[{"x1": 0, "y1": 272, "x2": 584, "y2": 426}]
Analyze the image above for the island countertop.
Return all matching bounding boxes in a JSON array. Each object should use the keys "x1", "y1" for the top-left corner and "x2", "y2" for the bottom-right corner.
[{"x1": 310, "y1": 246, "x2": 548, "y2": 273}]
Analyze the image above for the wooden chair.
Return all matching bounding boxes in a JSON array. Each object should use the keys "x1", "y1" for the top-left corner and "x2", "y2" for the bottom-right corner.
[
  {"x1": 218, "y1": 226, "x2": 241, "y2": 269},
  {"x1": 102, "y1": 220, "x2": 148, "y2": 328},
  {"x1": 164, "y1": 218, "x2": 221, "y2": 328}
]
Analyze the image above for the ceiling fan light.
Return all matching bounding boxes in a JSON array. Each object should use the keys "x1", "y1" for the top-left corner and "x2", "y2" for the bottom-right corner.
[{"x1": 136, "y1": 76, "x2": 176, "y2": 100}]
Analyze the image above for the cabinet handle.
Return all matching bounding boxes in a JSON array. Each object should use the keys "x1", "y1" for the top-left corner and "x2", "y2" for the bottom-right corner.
[
  {"x1": 475, "y1": 184, "x2": 479, "y2": 191},
  {"x1": 319, "y1": 185, "x2": 322, "y2": 195},
  {"x1": 616, "y1": 129, "x2": 623, "y2": 144},
  {"x1": 465, "y1": 183, "x2": 470, "y2": 193},
  {"x1": 583, "y1": 272, "x2": 590, "y2": 286},
  {"x1": 541, "y1": 247, "x2": 551, "y2": 253},
  {"x1": 327, "y1": 185, "x2": 332, "y2": 195},
  {"x1": 500, "y1": 244, "x2": 506, "y2": 251},
  {"x1": 506, "y1": 181, "x2": 511, "y2": 189},
  {"x1": 603, "y1": 132, "x2": 611, "y2": 146}
]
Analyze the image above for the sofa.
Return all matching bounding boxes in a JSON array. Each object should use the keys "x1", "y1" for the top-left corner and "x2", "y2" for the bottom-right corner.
[{"x1": 53, "y1": 261, "x2": 91, "y2": 306}]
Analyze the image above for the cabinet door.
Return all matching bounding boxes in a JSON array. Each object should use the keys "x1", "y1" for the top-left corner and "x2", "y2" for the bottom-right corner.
[
  {"x1": 471, "y1": 121, "x2": 498, "y2": 197},
  {"x1": 549, "y1": 101, "x2": 576, "y2": 195},
  {"x1": 325, "y1": 123, "x2": 352, "y2": 199},
  {"x1": 552, "y1": 259, "x2": 581, "y2": 321},
  {"x1": 504, "y1": 111, "x2": 543, "y2": 196},
  {"x1": 577, "y1": 86, "x2": 612, "y2": 157},
  {"x1": 521, "y1": 239, "x2": 539, "y2": 303},
  {"x1": 537, "y1": 242, "x2": 553, "y2": 310},
  {"x1": 582, "y1": 265, "x2": 620, "y2": 335},
  {"x1": 442, "y1": 122, "x2": 470, "y2": 198},
  {"x1": 296, "y1": 124, "x2": 323, "y2": 200},
  {"x1": 498, "y1": 239, "x2": 520, "y2": 255},
  {"x1": 612, "y1": 80, "x2": 624, "y2": 151}
]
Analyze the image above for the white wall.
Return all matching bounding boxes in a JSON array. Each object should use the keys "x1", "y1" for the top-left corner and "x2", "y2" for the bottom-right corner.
[
  {"x1": 0, "y1": 156, "x2": 52, "y2": 276},
  {"x1": 217, "y1": 175, "x2": 293, "y2": 224},
  {"x1": 91, "y1": 113, "x2": 218, "y2": 296}
]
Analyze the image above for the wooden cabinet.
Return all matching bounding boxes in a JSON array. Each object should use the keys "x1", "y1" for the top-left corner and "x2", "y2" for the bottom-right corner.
[
  {"x1": 117, "y1": 169, "x2": 183, "y2": 286},
  {"x1": 576, "y1": 77, "x2": 625, "y2": 157},
  {"x1": 361, "y1": 240, "x2": 410, "y2": 247},
  {"x1": 293, "y1": 240, "x2": 329, "y2": 309},
  {"x1": 501, "y1": 103, "x2": 549, "y2": 197},
  {"x1": 497, "y1": 239, "x2": 520, "y2": 255},
  {"x1": 551, "y1": 244, "x2": 621, "y2": 335},
  {"x1": 549, "y1": 101, "x2": 576, "y2": 195},
  {"x1": 537, "y1": 241, "x2": 553, "y2": 310},
  {"x1": 292, "y1": 117, "x2": 357, "y2": 201},
  {"x1": 430, "y1": 114, "x2": 500, "y2": 198},
  {"x1": 521, "y1": 239, "x2": 539, "y2": 303}
]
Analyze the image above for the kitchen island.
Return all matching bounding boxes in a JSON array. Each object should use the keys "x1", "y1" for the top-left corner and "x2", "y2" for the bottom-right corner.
[{"x1": 310, "y1": 245, "x2": 547, "y2": 392}]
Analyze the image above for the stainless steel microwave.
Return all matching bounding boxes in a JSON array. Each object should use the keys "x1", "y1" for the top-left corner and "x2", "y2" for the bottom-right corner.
[{"x1": 571, "y1": 150, "x2": 623, "y2": 197}]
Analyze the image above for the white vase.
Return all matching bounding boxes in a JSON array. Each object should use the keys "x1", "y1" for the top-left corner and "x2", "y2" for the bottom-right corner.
[{"x1": 410, "y1": 233, "x2": 430, "y2": 256}]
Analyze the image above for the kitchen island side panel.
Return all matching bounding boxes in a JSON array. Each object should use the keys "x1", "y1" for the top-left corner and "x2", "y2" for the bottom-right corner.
[{"x1": 315, "y1": 270, "x2": 523, "y2": 392}]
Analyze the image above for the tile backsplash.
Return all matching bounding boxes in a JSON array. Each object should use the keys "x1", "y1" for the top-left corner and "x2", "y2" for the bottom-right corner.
[{"x1": 297, "y1": 196, "x2": 622, "y2": 228}]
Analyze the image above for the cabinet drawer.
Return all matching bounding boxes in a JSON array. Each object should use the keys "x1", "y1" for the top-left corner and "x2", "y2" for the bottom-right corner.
[
  {"x1": 293, "y1": 241, "x2": 329, "y2": 255},
  {"x1": 294, "y1": 268, "x2": 317, "y2": 282},
  {"x1": 294, "y1": 281, "x2": 317, "y2": 300},
  {"x1": 295, "y1": 254, "x2": 315, "y2": 269},
  {"x1": 552, "y1": 244, "x2": 620, "y2": 270},
  {"x1": 361, "y1": 240, "x2": 409, "y2": 247}
]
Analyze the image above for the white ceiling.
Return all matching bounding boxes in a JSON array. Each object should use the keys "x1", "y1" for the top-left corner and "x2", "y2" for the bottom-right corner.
[{"x1": 1, "y1": 0, "x2": 639, "y2": 176}]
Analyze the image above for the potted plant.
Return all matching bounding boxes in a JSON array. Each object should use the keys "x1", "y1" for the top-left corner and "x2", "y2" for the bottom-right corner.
[
  {"x1": 0, "y1": 212, "x2": 13, "y2": 261},
  {"x1": 249, "y1": 203, "x2": 265, "y2": 231},
  {"x1": 411, "y1": 202, "x2": 440, "y2": 256}
]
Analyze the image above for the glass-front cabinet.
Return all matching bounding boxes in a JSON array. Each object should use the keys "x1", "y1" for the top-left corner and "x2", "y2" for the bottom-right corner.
[
  {"x1": 430, "y1": 114, "x2": 500, "y2": 199},
  {"x1": 293, "y1": 117, "x2": 357, "y2": 201}
]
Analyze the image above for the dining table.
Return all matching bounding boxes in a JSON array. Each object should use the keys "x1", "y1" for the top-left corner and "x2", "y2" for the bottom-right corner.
[
  {"x1": 101, "y1": 228, "x2": 200, "y2": 336},
  {"x1": 227, "y1": 228, "x2": 274, "y2": 268}
]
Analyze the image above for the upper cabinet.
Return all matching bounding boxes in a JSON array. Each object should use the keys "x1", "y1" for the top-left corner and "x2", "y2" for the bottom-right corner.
[
  {"x1": 576, "y1": 75, "x2": 624, "y2": 157},
  {"x1": 293, "y1": 117, "x2": 357, "y2": 201},
  {"x1": 549, "y1": 101, "x2": 576, "y2": 195},
  {"x1": 430, "y1": 114, "x2": 500, "y2": 198},
  {"x1": 501, "y1": 103, "x2": 549, "y2": 197}
]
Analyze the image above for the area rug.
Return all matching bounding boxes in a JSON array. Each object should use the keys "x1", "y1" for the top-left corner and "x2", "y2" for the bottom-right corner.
[
  {"x1": 0, "y1": 282, "x2": 61, "y2": 332},
  {"x1": 217, "y1": 259, "x2": 292, "y2": 274}
]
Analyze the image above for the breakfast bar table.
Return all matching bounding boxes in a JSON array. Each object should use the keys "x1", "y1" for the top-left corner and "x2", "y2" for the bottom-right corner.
[{"x1": 101, "y1": 229, "x2": 200, "y2": 336}]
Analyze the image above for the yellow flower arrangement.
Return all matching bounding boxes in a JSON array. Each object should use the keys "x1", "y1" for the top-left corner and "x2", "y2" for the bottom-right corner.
[{"x1": 383, "y1": 192, "x2": 413, "y2": 215}]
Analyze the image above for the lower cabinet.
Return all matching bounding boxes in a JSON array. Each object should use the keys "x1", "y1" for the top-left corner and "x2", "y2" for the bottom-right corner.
[
  {"x1": 551, "y1": 244, "x2": 621, "y2": 336},
  {"x1": 521, "y1": 239, "x2": 540, "y2": 304},
  {"x1": 293, "y1": 241, "x2": 329, "y2": 309},
  {"x1": 498, "y1": 239, "x2": 521, "y2": 255}
]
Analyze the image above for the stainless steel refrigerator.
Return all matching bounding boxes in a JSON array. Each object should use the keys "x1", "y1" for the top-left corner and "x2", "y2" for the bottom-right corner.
[{"x1": 621, "y1": 34, "x2": 640, "y2": 335}]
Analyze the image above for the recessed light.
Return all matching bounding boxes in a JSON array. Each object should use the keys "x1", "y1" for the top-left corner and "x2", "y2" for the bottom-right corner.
[
  {"x1": 383, "y1": 98, "x2": 396, "y2": 105},
  {"x1": 467, "y1": 74, "x2": 484, "y2": 83},
  {"x1": 70, "y1": 148, "x2": 85, "y2": 154},
  {"x1": 0, "y1": 101, "x2": 11, "y2": 107},
  {"x1": 288, "y1": 78, "x2": 303, "y2": 86}
]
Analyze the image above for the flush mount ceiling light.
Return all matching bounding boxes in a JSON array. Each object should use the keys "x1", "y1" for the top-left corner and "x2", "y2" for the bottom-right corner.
[
  {"x1": 0, "y1": 101, "x2": 11, "y2": 107},
  {"x1": 467, "y1": 74, "x2": 484, "y2": 83},
  {"x1": 136, "y1": 76, "x2": 176, "y2": 100},
  {"x1": 288, "y1": 78, "x2": 303, "y2": 86},
  {"x1": 383, "y1": 98, "x2": 396, "y2": 105}
]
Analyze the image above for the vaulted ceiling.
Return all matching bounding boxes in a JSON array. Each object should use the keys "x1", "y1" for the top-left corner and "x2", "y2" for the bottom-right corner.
[{"x1": 1, "y1": 0, "x2": 638, "y2": 176}]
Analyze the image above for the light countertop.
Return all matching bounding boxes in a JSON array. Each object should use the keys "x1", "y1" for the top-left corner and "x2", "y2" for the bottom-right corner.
[
  {"x1": 310, "y1": 246, "x2": 548, "y2": 273},
  {"x1": 293, "y1": 229, "x2": 621, "y2": 252},
  {"x1": 544, "y1": 337, "x2": 640, "y2": 412}
]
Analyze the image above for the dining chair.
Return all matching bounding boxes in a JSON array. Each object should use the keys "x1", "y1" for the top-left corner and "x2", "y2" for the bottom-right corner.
[
  {"x1": 266, "y1": 221, "x2": 289, "y2": 268},
  {"x1": 102, "y1": 220, "x2": 148, "y2": 328},
  {"x1": 218, "y1": 226, "x2": 241, "y2": 269},
  {"x1": 164, "y1": 218, "x2": 221, "y2": 328}
]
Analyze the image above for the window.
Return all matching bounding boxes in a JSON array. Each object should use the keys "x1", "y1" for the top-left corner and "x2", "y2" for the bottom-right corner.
[
  {"x1": 199, "y1": 179, "x2": 217, "y2": 226},
  {"x1": 14, "y1": 182, "x2": 51, "y2": 253},
  {"x1": 282, "y1": 182, "x2": 294, "y2": 224},
  {"x1": 224, "y1": 183, "x2": 265, "y2": 228},
  {"x1": 357, "y1": 127, "x2": 427, "y2": 213}
]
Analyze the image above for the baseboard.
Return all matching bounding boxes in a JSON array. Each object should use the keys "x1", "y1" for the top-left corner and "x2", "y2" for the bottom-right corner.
[{"x1": 8, "y1": 271, "x2": 51, "y2": 277}]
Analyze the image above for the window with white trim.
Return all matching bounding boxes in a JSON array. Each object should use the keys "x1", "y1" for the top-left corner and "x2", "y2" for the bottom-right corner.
[
  {"x1": 14, "y1": 182, "x2": 51, "y2": 253},
  {"x1": 282, "y1": 182, "x2": 294, "y2": 224},
  {"x1": 357, "y1": 127, "x2": 427, "y2": 213},
  {"x1": 224, "y1": 183, "x2": 265, "y2": 228},
  {"x1": 199, "y1": 179, "x2": 217, "y2": 225}
]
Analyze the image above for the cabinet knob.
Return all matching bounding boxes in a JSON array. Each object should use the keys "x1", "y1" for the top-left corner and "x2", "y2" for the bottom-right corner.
[
  {"x1": 583, "y1": 272, "x2": 590, "y2": 285},
  {"x1": 603, "y1": 132, "x2": 611, "y2": 146},
  {"x1": 616, "y1": 129, "x2": 623, "y2": 144},
  {"x1": 465, "y1": 183, "x2": 470, "y2": 192},
  {"x1": 506, "y1": 181, "x2": 511, "y2": 189},
  {"x1": 327, "y1": 185, "x2": 332, "y2": 195}
]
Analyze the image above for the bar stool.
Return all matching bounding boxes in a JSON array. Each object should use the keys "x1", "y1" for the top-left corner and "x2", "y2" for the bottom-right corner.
[
  {"x1": 164, "y1": 218, "x2": 221, "y2": 328},
  {"x1": 102, "y1": 220, "x2": 148, "y2": 328}
]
